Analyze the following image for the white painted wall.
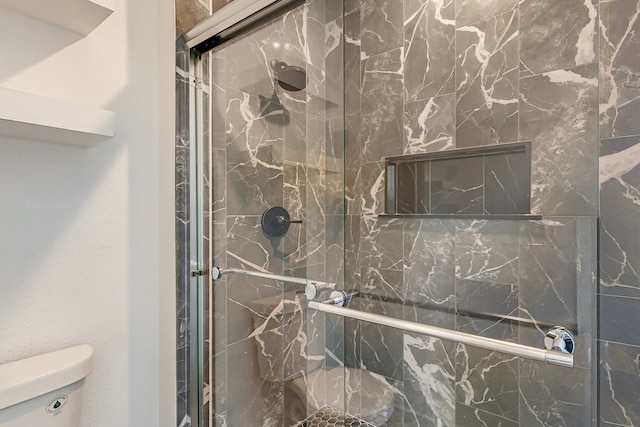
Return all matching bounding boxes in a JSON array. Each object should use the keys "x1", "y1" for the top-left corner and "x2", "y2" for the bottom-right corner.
[{"x1": 0, "y1": 0, "x2": 176, "y2": 425}]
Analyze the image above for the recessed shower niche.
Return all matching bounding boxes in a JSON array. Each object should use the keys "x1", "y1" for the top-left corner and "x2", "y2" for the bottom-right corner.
[{"x1": 384, "y1": 142, "x2": 535, "y2": 217}]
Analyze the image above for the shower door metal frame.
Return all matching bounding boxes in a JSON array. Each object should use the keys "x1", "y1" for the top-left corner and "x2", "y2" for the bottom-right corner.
[{"x1": 187, "y1": 47, "x2": 207, "y2": 427}]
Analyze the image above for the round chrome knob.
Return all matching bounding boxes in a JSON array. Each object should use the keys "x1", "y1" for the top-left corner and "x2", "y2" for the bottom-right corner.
[
  {"x1": 305, "y1": 282, "x2": 319, "y2": 300},
  {"x1": 545, "y1": 327, "x2": 575, "y2": 354},
  {"x1": 211, "y1": 266, "x2": 222, "y2": 280}
]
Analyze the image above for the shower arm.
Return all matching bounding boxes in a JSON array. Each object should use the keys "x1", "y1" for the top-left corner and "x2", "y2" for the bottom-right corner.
[
  {"x1": 211, "y1": 267, "x2": 335, "y2": 300},
  {"x1": 309, "y1": 299, "x2": 575, "y2": 369}
]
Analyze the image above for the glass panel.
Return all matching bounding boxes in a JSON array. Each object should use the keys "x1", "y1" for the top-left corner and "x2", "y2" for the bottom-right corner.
[
  {"x1": 207, "y1": 1, "x2": 346, "y2": 426},
  {"x1": 200, "y1": 0, "x2": 599, "y2": 426}
]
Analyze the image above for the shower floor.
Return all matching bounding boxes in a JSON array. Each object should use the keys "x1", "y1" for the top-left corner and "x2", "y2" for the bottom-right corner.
[{"x1": 294, "y1": 406, "x2": 376, "y2": 427}]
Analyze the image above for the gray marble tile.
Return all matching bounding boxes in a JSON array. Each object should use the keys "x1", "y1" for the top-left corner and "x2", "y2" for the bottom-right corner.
[
  {"x1": 325, "y1": 117, "x2": 345, "y2": 215},
  {"x1": 345, "y1": 115, "x2": 362, "y2": 215},
  {"x1": 226, "y1": 216, "x2": 286, "y2": 344},
  {"x1": 456, "y1": 279, "x2": 518, "y2": 341},
  {"x1": 211, "y1": 52, "x2": 228, "y2": 151},
  {"x1": 455, "y1": 0, "x2": 518, "y2": 27},
  {"x1": 600, "y1": 421, "x2": 633, "y2": 427},
  {"x1": 226, "y1": 335, "x2": 284, "y2": 427},
  {"x1": 360, "y1": 267, "x2": 404, "y2": 314},
  {"x1": 600, "y1": 0, "x2": 640, "y2": 138},
  {"x1": 359, "y1": 161, "x2": 386, "y2": 218},
  {"x1": 304, "y1": 0, "x2": 328, "y2": 72},
  {"x1": 212, "y1": 278, "x2": 227, "y2": 355},
  {"x1": 361, "y1": 48, "x2": 404, "y2": 162},
  {"x1": 600, "y1": 295, "x2": 640, "y2": 347},
  {"x1": 344, "y1": 214, "x2": 361, "y2": 292},
  {"x1": 305, "y1": 115, "x2": 328, "y2": 171},
  {"x1": 600, "y1": 136, "x2": 640, "y2": 298},
  {"x1": 283, "y1": 164, "x2": 325, "y2": 272},
  {"x1": 403, "y1": 219, "x2": 456, "y2": 325},
  {"x1": 484, "y1": 151, "x2": 531, "y2": 215},
  {"x1": 226, "y1": 145, "x2": 284, "y2": 216},
  {"x1": 359, "y1": 217, "x2": 404, "y2": 271},
  {"x1": 456, "y1": 403, "x2": 518, "y2": 427},
  {"x1": 519, "y1": 63, "x2": 599, "y2": 216},
  {"x1": 455, "y1": 220, "x2": 519, "y2": 285},
  {"x1": 519, "y1": 219, "x2": 578, "y2": 324},
  {"x1": 284, "y1": 382, "x2": 307, "y2": 427},
  {"x1": 404, "y1": 93, "x2": 456, "y2": 155},
  {"x1": 226, "y1": 215, "x2": 285, "y2": 273},
  {"x1": 324, "y1": 0, "x2": 344, "y2": 22},
  {"x1": 456, "y1": 10, "x2": 519, "y2": 147},
  {"x1": 176, "y1": 0, "x2": 211, "y2": 35},
  {"x1": 360, "y1": 0, "x2": 403, "y2": 58},
  {"x1": 176, "y1": 356, "x2": 188, "y2": 426},
  {"x1": 430, "y1": 157, "x2": 484, "y2": 214},
  {"x1": 359, "y1": 322, "x2": 404, "y2": 383},
  {"x1": 599, "y1": 341, "x2": 640, "y2": 427},
  {"x1": 212, "y1": 352, "x2": 227, "y2": 427},
  {"x1": 520, "y1": 0, "x2": 598, "y2": 76},
  {"x1": 396, "y1": 162, "x2": 423, "y2": 214},
  {"x1": 344, "y1": 7, "x2": 361, "y2": 117},
  {"x1": 325, "y1": 214, "x2": 345, "y2": 286},
  {"x1": 519, "y1": 218, "x2": 596, "y2": 369},
  {"x1": 518, "y1": 360, "x2": 592, "y2": 427},
  {"x1": 455, "y1": 345, "x2": 519, "y2": 422},
  {"x1": 403, "y1": 334, "x2": 456, "y2": 427},
  {"x1": 212, "y1": 0, "x2": 232, "y2": 13},
  {"x1": 403, "y1": 0, "x2": 456, "y2": 103},
  {"x1": 344, "y1": 315, "x2": 361, "y2": 370},
  {"x1": 283, "y1": 109, "x2": 308, "y2": 165},
  {"x1": 325, "y1": 18, "x2": 346, "y2": 121},
  {"x1": 360, "y1": 375, "x2": 404, "y2": 426},
  {"x1": 226, "y1": 276, "x2": 283, "y2": 346},
  {"x1": 358, "y1": 269, "x2": 405, "y2": 381},
  {"x1": 282, "y1": 293, "x2": 324, "y2": 383}
]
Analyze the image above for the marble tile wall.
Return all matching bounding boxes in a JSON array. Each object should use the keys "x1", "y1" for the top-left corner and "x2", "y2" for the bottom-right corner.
[
  {"x1": 598, "y1": 0, "x2": 640, "y2": 425},
  {"x1": 343, "y1": 0, "x2": 605, "y2": 426}
]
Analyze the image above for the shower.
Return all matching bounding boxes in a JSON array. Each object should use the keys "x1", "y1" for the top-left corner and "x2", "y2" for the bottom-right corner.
[
  {"x1": 178, "y1": 0, "x2": 613, "y2": 425},
  {"x1": 270, "y1": 59, "x2": 307, "y2": 92},
  {"x1": 259, "y1": 58, "x2": 307, "y2": 124}
]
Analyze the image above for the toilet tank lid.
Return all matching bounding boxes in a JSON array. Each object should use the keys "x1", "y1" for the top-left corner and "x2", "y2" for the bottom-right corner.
[{"x1": 0, "y1": 344, "x2": 93, "y2": 411}]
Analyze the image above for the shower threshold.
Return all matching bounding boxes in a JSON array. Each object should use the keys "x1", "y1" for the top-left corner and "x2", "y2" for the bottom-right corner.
[{"x1": 295, "y1": 406, "x2": 377, "y2": 427}]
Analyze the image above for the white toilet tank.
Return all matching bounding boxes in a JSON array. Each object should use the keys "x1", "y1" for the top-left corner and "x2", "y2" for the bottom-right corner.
[{"x1": 0, "y1": 345, "x2": 93, "y2": 427}]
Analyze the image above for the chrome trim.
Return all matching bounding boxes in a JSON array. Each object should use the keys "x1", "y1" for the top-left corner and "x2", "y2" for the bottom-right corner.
[
  {"x1": 211, "y1": 267, "x2": 335, "y2": 296},
  {"x1": 184, "y1": 0, "x2": 278, "y2": 48},
  {"x1": 184, "y1": 0, "x2": 303, "y2": 50},
  {"x1": 544, "y1": 326, "x2": 576, "y2": 355},
  {"x1": 308, "y1": 301, "x2": 574, "y2": 368}
]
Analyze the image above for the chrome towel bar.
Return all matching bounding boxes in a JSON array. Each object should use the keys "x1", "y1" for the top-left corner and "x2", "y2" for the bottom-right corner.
[
  {"x1": 210, "y1": 267, "x2": 335, "y2": 299},
  {"x1": 308, "y1": 300, "x2": 574, "y2": 368}
]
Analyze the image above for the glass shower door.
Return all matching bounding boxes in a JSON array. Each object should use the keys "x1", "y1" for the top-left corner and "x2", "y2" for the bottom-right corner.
[
  {"x1": 205, "y1": 1, "x2": 347, "y2": 426},
  {"x1": 195, "y1": 0, "x2": 599, "y2": 425}
]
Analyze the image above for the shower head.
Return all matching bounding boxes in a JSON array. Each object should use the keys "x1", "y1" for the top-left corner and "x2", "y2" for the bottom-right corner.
[{"x1": 270, "y1": 59, "x2": 307, "y2": 92}]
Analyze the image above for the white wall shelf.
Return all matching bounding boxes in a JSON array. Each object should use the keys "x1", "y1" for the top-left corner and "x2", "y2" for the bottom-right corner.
[
  {"x1": 0, "y1": 88, "x2": 115, "y2": 146},
  {"x1": 0, "y1": 0, "x2": 114, "y2": 36}
]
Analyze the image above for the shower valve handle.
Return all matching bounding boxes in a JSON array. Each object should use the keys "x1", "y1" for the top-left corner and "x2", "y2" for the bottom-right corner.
[
  {"x1": 261, "y1": 206, "x2": 302, "y2": 237},
  {"x1": 275, "y1": 216, "x2": 303, "y2": 225}
]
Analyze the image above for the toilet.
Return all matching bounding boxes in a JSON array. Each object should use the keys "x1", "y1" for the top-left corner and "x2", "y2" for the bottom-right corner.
[
  {"x1": 250, "y1": 292, "x2": 394, "y2": 425},
  {"x1": 0, "y1": 345, "x2": 93, "y2": 427}
]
